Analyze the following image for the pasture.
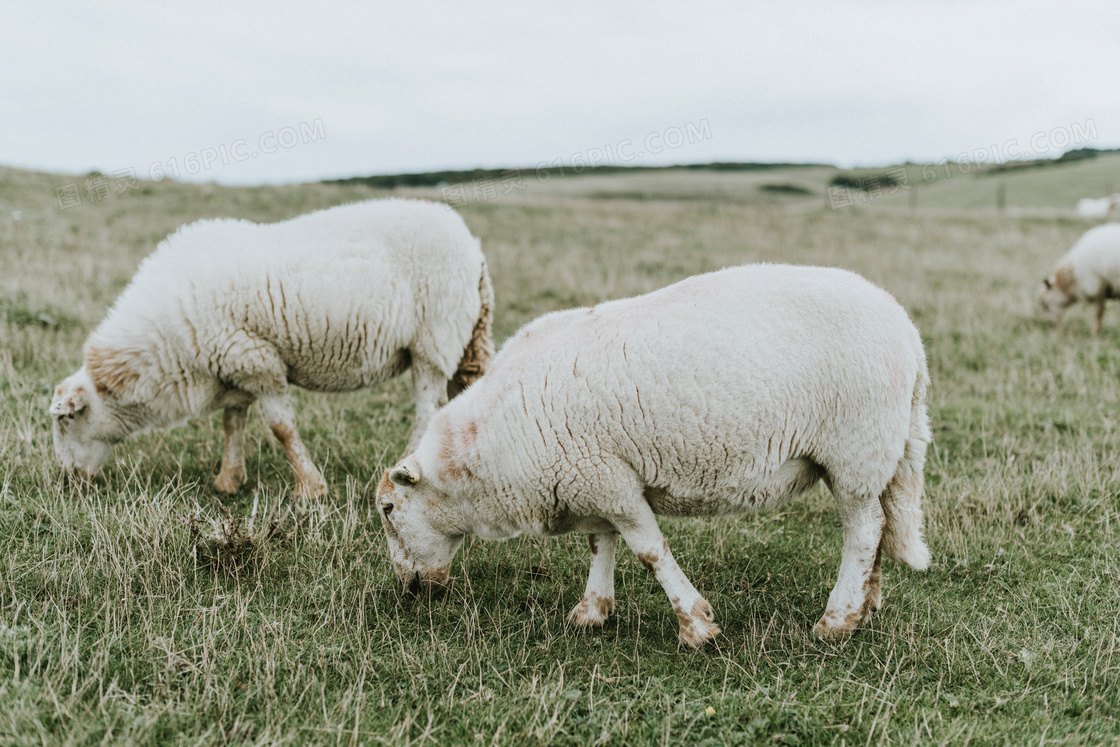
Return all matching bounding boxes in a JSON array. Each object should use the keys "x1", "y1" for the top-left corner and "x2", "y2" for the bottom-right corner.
[{"x1": 3, "y1": 157, "x2": 1120, "y2": 744}]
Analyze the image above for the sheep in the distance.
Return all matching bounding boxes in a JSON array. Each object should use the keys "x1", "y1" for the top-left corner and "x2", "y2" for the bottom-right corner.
[
  {"x1": 49, "y1": 199, "x2": 493, "y2": 498},
  {"x1": 1039, "y1": 223, "x2": 1120, "y2": 335},
  {"x1": 377, "y1": 264, "x2": 931, "y2": 645},
  {"x1": 1075, "y1": 195, "x2": 1119, "y2": 219}
]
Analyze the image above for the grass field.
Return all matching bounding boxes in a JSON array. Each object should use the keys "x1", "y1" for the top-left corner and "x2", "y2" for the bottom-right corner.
[{"x1": 3, "y1": 157, "x2": 1120, "y2": 745}]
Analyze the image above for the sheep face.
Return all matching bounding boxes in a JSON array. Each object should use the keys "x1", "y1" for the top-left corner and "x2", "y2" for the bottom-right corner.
[
  {"x1": 48, "y1": 369, "x2": 119, "y2": 479},
  {"x1": 1038, "y1": 276, "x2": 1073, "y2": 323},
  {"x1": 377, "y1": 461, "x2": 464, "y2": 593}
]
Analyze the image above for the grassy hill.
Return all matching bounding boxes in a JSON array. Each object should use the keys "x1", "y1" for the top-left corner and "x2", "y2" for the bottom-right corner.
[
  {"x1": 322, "y1": 150, "x2": 1120, "y2": 212},
  {"x1": 2, "y1": 159, "x2": 1120, "y2": 744}
]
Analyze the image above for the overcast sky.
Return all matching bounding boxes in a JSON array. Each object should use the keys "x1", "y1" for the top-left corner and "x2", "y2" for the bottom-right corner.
[{"x1": 3, "y1": 1, "x2": 1118, "y2": 185}]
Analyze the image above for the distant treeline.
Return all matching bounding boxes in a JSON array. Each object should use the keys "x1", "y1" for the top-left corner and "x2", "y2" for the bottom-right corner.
[
  {"x1": 324, "y1": 162, "x2": 829, "y2": 190},
  {"x1": 984, "y1": 147, "x2": 1120, "y2": 175}
]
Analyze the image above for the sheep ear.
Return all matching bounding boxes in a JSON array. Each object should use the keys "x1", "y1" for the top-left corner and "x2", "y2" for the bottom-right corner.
[
  {"x1": 49, "y1": 383, "x2": 89, "y2": 419},
  {"x1": 389, "y1": 464, "x2": 421, "y2": 486},
  {"x1": 1043, "y1": 277, "x2": 1053, "y2": 289}
]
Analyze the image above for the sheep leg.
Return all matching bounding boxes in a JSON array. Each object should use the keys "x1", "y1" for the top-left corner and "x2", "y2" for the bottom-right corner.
[
  {"x1": 406, "y1": 361, "x2": 450, "y2": 453},
  {"x1": 567, "y1": 532, "x2": 618, "y2": 628},
  {"x1": 214, "y1": 405, "x2": 249, "y2": 494},
  {"x1": 616, "y1": 507, "x2": 720, "y2": 648},
  {"x1": 258, "y1": 394, "x2": 327, "y2": 500},
  {"x1": 1094, "y1": 297, "x2": 1106, "y2": 336},
  {"x1": 813, "y1": 494, "x2": 885, "y2": 639},
  {"x1": 866, "y1": 543, "x2": 884, "y2": 612}
]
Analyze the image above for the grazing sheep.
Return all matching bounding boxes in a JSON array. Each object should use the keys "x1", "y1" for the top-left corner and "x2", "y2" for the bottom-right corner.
[
  {"x1": 1039, "y1": 223, "x2": 1120, "y2": 335},
  {"x1": 49, "y1": 199, "x2": 493, "y2": 498},
  {"x1": 377, "y1": 264, "x2": 931, "y2": 646},
  {"x1": 1075, "y1": 195, "x2": 1119, "y2": 219}
]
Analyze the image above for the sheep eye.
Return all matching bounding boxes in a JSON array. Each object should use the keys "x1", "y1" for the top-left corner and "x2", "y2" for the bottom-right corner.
[{"x1": 382, "y1": 502, "x2": 394, "y2": 519}]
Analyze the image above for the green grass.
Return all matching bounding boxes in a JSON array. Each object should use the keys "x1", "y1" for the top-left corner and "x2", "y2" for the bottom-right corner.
[{"x1": 2, "y1": 162, "x2": 1120, "y2": 744}]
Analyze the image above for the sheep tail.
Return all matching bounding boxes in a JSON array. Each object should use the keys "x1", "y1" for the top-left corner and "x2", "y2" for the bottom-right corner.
[
  {"x1": 878, "y1": 363, "x2": 932, "y2": 571},
  {"x1": 448, "y1": 256, "x2": 494, "y2": 399}
]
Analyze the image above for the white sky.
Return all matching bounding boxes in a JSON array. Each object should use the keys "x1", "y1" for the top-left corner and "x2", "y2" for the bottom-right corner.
[{"x1": 2, "y1": 0, "x2": 1119, "y2": 184}]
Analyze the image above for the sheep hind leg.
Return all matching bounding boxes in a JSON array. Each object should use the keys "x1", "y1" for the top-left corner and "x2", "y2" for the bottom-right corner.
[
  {"x1": 813, "y1": 490, "x2": 884, "y2": 640},
  {"x1": 866, "y1": 543, "x2": 884, "y2": 612},
  {"x1": 567, "y1": 532, "x2": 618, "y2": 628},
  {"x1": 405, "y1": 360, "x2": 450, "y2": 454},
  {"x1": 214, "y1": 405, "x2": 249, "y2": 494},
  {"x1": 258, "y1": 394, "x2": 327, "y2": 500},
  {"x1": 1094, "y1": 297, "x2": 1106, "y2": 336}
]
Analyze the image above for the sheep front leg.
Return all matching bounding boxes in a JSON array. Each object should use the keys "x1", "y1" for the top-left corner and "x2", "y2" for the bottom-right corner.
[
  {"x1": 813, "y1": 495, "x2": 884, "y2": 639},
  {"x1": 406, "y1": 361, "x2": 450, "y2": 454},
  {"x1": 214, "y1": 405, "x2": 248, "y2": 494},
  {"x1": 567, "y1": 532, "x2": 618, "y2": 628},
  {"x1": 258, "y1": 395, "x2": 327, "y2": 500},
  {"x1": 616, "y1": 506, "x2": 720, "y2": 648},
  {"x1": 1094, "y1": 297, "x2": 1106, "y2": 336}
]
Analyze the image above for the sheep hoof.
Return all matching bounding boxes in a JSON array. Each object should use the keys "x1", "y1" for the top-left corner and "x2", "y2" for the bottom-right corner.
[
  {"x1": 566, "y1": 595, "x2": 614, "y2": 628},
  {"x1": 812, "y1": 611, "x2": 862, "y2": 640},
  {"x1": 213, "y1": 466, "x2": 246, "y2": 495},
  {"x1": 678, "y1": 619, "x2": 720, "y2": 649},
  {"x1": 296, "y1": 478, "x2": 328, "y2": 501},
  {"x1": 866, "y1": 587, "x2": 882, "y2": 613},
  {"x1": 676, "y1": 599, "x2": 720, "y2": 648}
]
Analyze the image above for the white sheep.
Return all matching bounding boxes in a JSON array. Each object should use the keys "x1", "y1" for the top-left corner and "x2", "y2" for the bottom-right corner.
[
  {"x1": 49, "y1": 198, "x2": 493, "y2": 498},
  {"x1": 1039, "y1": 223, "x2": 1120, "y2": 335},
  {"x1": 377, "y1": 264, "x2": 931, "y2": 646},
  {"x1": 1075, "y1": 195, "x2": 1119, "y2": 219}
]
